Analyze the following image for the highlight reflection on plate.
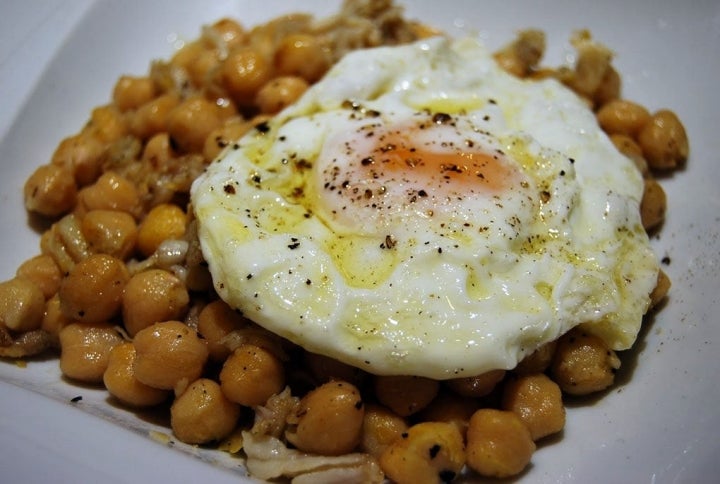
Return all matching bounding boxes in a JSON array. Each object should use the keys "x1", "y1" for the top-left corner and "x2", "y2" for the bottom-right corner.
[{"x1": 1, "y1": 1, "x2": 719, "y2": 482}]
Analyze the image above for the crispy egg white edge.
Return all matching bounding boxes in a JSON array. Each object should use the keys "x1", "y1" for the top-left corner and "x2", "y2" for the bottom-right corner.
[{"x1": 190, "y1": 37, "x2": 658, "y2": 379}]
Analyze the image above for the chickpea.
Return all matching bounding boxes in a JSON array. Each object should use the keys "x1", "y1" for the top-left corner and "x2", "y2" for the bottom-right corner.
[
  {"x1": 186, "y1": 48, "x2": 221, "y2": 88},
  {"x1": 596, "y1": 99, "x2": 651, "y2": 138},
  {"x1": 274, "y1": 34, "x2": 330, "y2": 83},
  {"x1": 256, "y1": 76, "x2": 309, "y2": 114},
  {"x1": 113, "y1": 76, "x2": 156, "y2": 112},
  {"x1": 210, "y1": 18, "x2": 245, "y2": 48},
  {"x1": 133, "y1": 320, "x2": 208, "y2": 391},
  {"x1": 166, "y1": 96, "x2": 223, "y2": 153},
  {"x1": 650, "y1": 269, "x2": 671, "y2": 308},
  {"x1": 0, "y1": 278, "x2": 45, "y2": 332},
  {"x1": 551, "y1": 328, "x2": 621, "y2": 395},
  {"x1": 87, "y1": 105, "x2": 128, "y2": 144},
  {"x1": 76, "y1": 171, "x2": 142, "y2": 220},
  {"x1": 417, "y1": 392, "x2": 479, "y2": 436},
  {"x1": 23, "y1": 164, "x2": 77, "y2": 218},
  {"x1": 141, "y1": 132, "x2": 177, "y2": 166},
  {"x1": 638, "y1": 109, "x2": 689, "y2": 170},
  {"x1": 59, "y1": 321, "x2": 123, "y2": 383},
  {"x1": 610, "y1": 134, "x2": 649, "y2": 176},
  {"x1": 41, "y1": 294, "x2": 72, "y2": 341},
  {"x1": 103, "y1": 342, "x2": 169, "y2": 407},
  {"x1": 219, "y1": 343, "x2": 285, "y2": 407},
  {"x1": 374, "y1": 375, "x2": 439, "y2": 417},
  {"x1": 286, "y1": 380, "x2": 364, "y2": 456},
  {"x1": 202, "y1": 118, "x2": 249, "y2": 162},
  {"x1": 361, "y1": 403, "x2": 409, "y2": 458},
  {"x1": 640, "y1": 178, "x2": 667, "y2": 231},
  {"x1": 122, "y1": 269, "x2": 189, "y2": 336},
  {"x1": 196, "y1": 299, "x2": 247, "y2": 362},
  {"x1": 170, "y1": 378, "x2": 241, "y2": 445},
  {"x1": 221, "y1": 47, "x2": 273, "y2": 106},
  {"x1": 501, "y1": 373, "x2": 565, "y2": 441},
  {"x1": 514, "y1": 341, "x2": 557, "y2": 375},
  {"x1": 136, "y1": 203, "x2": 187, "y2": 257},
  {"x1": 51, "y1": 133, "x2": 105, "y2": 187},
  {"x1": 81, "y1": 210, "x2": 138, "y2": 260},
  {"x1": 129, "y1": 93, "x2": 180, "y2": 140},
  {"x1": 58, "y1": 254, "x2": 129, "y2": 324},
  {"x1": 466, "y1": 409, "x2": 535, "y2": 478},
  {"x1": 16, "y1": 254, "x2": 62, "y2": 300},
  {"x1": 446, "y1": 369, "x2": 506, "y2": 398},
  {"x1": 379, "y1": 421, "x2": 465, "y2": 484}
]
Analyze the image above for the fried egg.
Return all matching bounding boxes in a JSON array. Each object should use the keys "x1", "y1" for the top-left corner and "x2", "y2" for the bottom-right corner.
[{"x1": 190, "y1": 37, "x2": 658, "y2": 379}]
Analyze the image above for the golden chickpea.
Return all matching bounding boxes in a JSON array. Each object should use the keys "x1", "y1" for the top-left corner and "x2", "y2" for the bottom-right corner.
[
  {"x1": 51, "y1": 133, "x2": 105, "y2": 187},
  {"x1": 59, "y1": 321, "x2": 123, "y2": 383},
  {"x1": 23, "y1": 164, "x2": 77, "y2": 218},
  {"x1": 640, "y1": 178, "x2": 667, "y2": 231},
  {"x1": 650, "y1": 269, "x2": 671, "y2": 308},
  {"x1": 113, "y1": 75, "x2": 156, "y2": 112},
  {"x1": 122, "y1": 269, "x2": 189, "y2": 336},
  {"x1": 141, "y1": 132, "x2": 177, "y2": 167},
  {"x1": 58, "y1": 254, "x2": 129, "y2": 323},
  {"x1": 417, "y1": 392, "x2": 478, "y2": 436},
  {"x1": 501, "y1": 373, "x2": 565, "y2": 441},
  {"x1": 103, "y1": 342, "x2": 169, "y2": 407},
  {"x1": 136, "y1": 203, "x2": 188, "y2": 257},
  {"x1": 87, "y1": 105, "x2": 128, "y2": 144},
  {"x1": 186, "y1": 48, "x2": 221, "y2": 88},
  {"x1": 171, "y1": 378, "x2": 241, "y2": 445},
  {"x1": 286, "y1": 380, "x2": 364, "y2": 456},
  {"x1": 219, "y1": 343, "x2": 285, "y2": 407},
  {"x1": 210, "y1": 18, "x2": 245, "y2": 48},
  {"x1": 202, "y1": 118, "x2": 249, "y2": 162},
  {"x1": 16, "y1": 254, "x2": 62, "y2": 300},
  {"x1": 274, "y1": 34, "x2": 330, "y2": 83},
  {"x1": 41, "y1": 294, "x2": 72, "y2": 341},
  {"x1": 446, "y1": 369, "x2": 506, "y2": 398},
  {"x1": 551, "y1": 328, "x2": 621, "y2": 395},
  {"x1": 0, "y1": 278, "x2": 45, "y2": 332},
  {"x1": 221, "y1": 47, "x2": 273, "y2": 106},
  {"x1": 610, "y1": 134, "x2": 649, "y2": 176},
  {"x1": 379, "y1": 421, "x2": 465, "y2": 484},
  {"x1": 76, "y1": 171, "x2": 142, "y2": 220},
  {"x1": 596, "y1": 99, "x2": 651, "y2": 137},
  {"x1": 374, "y1": 375, "x2": 439, "y2": 417},
  {"x1": 133, "y1": 320, "x2": 208, "y2": 391},
  {"x1": 361, "y1": 403, "x2": 409, "y2": 458},
  {"x1": 638, "y1": 109, "x2": 689, "y2": 170},
  {"x1": 196, "y1": 299, "x2": 247, "y2": 362},
  {"x1": 81, "y1": 210, "x2": 138, "y2": 260},
  {"x1": 466, "y1": 409, "x2": 535, "y2": 478},
  {"x1": 129, "y1": 93, "x2": 180, "y2": 140},
  {"x1": 256, "y1": 76, "x2": 309, "y2": 114},
  {"x1": 514, "y1": 341, "x2": 557, "y2": 375},
  {"x1": 166, "y1": 96, "x2": 223, "y2": 154}
]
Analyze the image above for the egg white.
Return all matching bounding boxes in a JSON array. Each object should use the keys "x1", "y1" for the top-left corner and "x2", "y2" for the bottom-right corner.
[{"x1": 191, "y1": 37, "x2": 658, "y2": 379}]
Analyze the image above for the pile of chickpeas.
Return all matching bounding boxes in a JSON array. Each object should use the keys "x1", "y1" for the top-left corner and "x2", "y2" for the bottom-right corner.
[{"x1": 0, "y1": 1, "x2": 687, "y2": 482}]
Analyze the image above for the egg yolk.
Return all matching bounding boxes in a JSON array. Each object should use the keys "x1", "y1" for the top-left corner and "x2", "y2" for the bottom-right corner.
[{"x1": 313, "y1": 115, "x2": 524, "y2": 234}]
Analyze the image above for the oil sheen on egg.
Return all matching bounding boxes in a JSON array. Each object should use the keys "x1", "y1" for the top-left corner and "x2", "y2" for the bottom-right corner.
[{"x1": 191, "y1": 37, "x2": 658, "y2": 379}]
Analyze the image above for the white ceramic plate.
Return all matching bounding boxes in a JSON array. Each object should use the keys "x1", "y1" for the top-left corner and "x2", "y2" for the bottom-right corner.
[{"x1": 1, "y1": 1, "x2": 719, "y2": 482}]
